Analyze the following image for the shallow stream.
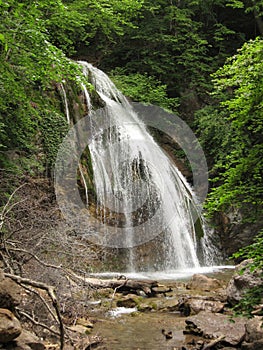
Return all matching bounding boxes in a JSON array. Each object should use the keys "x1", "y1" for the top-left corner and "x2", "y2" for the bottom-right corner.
[
  {"x1": 90, "y1": 266, "x2": 234, "y2": 350},
  {"x1": 93, "y1": 312, "x2": 187, "y2": 350}
]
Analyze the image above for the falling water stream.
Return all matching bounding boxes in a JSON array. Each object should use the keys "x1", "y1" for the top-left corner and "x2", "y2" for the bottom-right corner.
[
  {"x1": 72, "y1": 61, "x2": 217, "y2": 272},
  {"x1": 57, "y1": 61, "x2": 219, "y2": 274}
]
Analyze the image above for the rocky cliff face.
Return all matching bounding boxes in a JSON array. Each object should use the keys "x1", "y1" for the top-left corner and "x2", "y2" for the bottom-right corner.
[{"x1": 213, "y1": 209, "x2": 262, "y2": 259}]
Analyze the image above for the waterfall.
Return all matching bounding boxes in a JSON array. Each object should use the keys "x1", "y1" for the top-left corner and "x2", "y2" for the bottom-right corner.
[
  {"x1": 77, "y1": 61, "x2": 212, "y2": 271},
  {"x1": 56, "y1": 61, "x2": 217, "y2": 272}
]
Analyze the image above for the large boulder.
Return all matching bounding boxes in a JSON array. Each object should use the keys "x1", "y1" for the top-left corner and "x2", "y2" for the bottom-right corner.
[
  {"x1": 4, "y1": 329, "x2": 46, "y2": 350},
  {"x1": 0, "y1": 269, "x2": 22, "y2": 310},
  {"x1": 187, "y1": 298, "x2": 224, "y2": 315},
  {"x1": 185, "y1": 311, "x2": 246, "y2": 346},
  {"x1": 0, "y1": 308, "x2": 22, "y2": 343},
  {"x1": 14, "y1": 329, "x2": 46, "y2": 350},
  {"x1": 186, "y1": 274, "x2": 222, "y2": 292},
  {"x1": 178, "y1": 296, "x2": 225, "y2": 316},
  {"x1": 226, "y1": 260, "x2": 263, "y2": 306}
]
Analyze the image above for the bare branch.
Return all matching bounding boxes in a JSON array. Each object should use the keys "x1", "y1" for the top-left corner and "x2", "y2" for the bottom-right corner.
[
  {"x1": 17, "y1": 308, "x2": 61, "y2": 337},
  {"x1": 21, "y1": 284, "x2": 58, "y2": 323},
  {"x1": 7, "y1": 247, "x2": 62, "y2": 270},
  {"x1": 1, "y1": 183, "x2": 27, "y2": 219},
  {"x1": 5, "y1": 273, "x2": 65, "y2": 350}
]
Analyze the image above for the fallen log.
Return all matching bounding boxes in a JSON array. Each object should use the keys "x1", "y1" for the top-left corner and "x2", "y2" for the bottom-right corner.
[
  {"x1": 67, "y1": 270, "x2": 158, "y2": 296},
  {"x1": 87, "y1": 277, "x2": 158, "y2": 295}
]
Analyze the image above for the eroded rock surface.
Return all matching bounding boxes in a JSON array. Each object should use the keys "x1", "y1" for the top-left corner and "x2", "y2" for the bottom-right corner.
[
  {"x1": 0, "y1": 274, "x2": 22, "y2": 310},
  {"x1": 185, "y1": 311, "x2": 246, "y2": 346},
  {"x1": 10, "y1": 329, "x2": 46, "y2": 350},
  {"x1": 245, "y1": 317, "x2": 263, "y2": 343},
  {"x1": 186, "y1": 274, "x2": 222, "y2": 292},
  {"x1": 187, "y1": 298, "x2": 224, "y2": 315},
  {"x1": 241, "y1": 340, "x2": 263, "y2": 350}
]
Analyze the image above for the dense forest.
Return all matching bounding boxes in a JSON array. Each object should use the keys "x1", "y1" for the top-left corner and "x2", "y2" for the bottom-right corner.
[{"x1": 0, "y1": 0, "x2": 263, "y2": 322}]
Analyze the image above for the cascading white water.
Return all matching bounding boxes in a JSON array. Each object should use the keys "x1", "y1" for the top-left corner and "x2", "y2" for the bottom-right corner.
[{"x1": 77, "y1": 61, "x2": 210, "y2": 271}]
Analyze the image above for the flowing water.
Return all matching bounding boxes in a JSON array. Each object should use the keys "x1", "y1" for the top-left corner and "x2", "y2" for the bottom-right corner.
[{"x1": 60, "y1": 61, "x2": 218, "y2": 272}]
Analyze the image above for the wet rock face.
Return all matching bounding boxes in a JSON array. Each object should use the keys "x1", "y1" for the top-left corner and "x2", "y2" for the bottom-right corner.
[
  {"x1": 185, "y1": 311, "x2": 246, "y2": 346},
  {"x1": 186, "y1": 274, "x2": 222, "y2": 292},
  {"x1": 226, "y1": 260, "x2": 263, "y2": 306},
  {"x1": 214, "y1": 209, "x2": 261, "y2": 258},
  {"x1": 0, "y1": 308, "x2": 22, "y2": 343}
]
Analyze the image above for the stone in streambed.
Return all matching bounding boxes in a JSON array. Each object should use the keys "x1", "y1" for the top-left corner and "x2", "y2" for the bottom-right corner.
[
  {"x1": 185, "y1": 311, "x2": 246, "y2": 346},
  {"x1": 76, "y1": 317, "x2": 94, "y2": 328},
  {"x1": 186, "y1": 274, "x2": 222, "y2": 292},
  {"x1": 116, "y1": 294, "x2": 142, "y2": 308},
  {"x1": 157, "y1": 298, "x2": 179, "y2": 312},
  {"x1": 69, "y1": 324, "x2": 92, "y2": 335},
  {"x1": 152, "y1": 285, "x2": 172, "y2": 294},
  {"x1": 178, "y1": 296, "x2": 224, "y2": 316},
  {"x1": 137, "y1": 303, "x2": 155, "y2": 312},
  {"x1": 187, "y1": 298, "x2": 224, "y2": 315}
]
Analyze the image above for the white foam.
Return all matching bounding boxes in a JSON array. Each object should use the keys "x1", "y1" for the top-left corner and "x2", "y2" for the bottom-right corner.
[
  {"x1": 91, "y1": 265, "x2": 235, "y2": 281},
  {"x1": 108, "y1": 307, "x2": 138, "y2": 318}
]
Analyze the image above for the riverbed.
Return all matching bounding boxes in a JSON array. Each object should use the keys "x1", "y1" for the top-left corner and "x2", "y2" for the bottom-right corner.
[{"x1": 88, "y1": 266, "x2": 234, "y2": 350}]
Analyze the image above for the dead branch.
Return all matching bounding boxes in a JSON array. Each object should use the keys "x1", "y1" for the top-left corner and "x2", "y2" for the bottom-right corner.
[
  {"x1": 21, "y1": 284, "x2": 58, "y2": 323},
  {"x1": 110, "y1": 277, "x2": 129, "y2": 307},
  {"x1": 0, "y1": 250, "x2": 14, "y2": 274},
  {"x1": 4, "y1": 273, "x2": 65, "y2": 350},
  {"x1": 7, "y1": 247, "x2": 62, "y2": 269},
  {"x1": 17, "y1": 308, "x2": 61, "y2": 337},
  {"x1": 0, "y1": 183, "x2": 28, "y2": 232}
]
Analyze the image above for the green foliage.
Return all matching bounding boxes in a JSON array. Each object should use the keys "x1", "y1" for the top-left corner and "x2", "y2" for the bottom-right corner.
[
  {"x1": 102, "y1": 1, "x2": 212, "y2": 96},
  {"x1": 110, "y1": 69, "x2": 179, "y2": 111},
  {"x1": 233, "y1": 285, "x2": 263, "y2": 317},
  {"x1": 99, "y1": 0, "x2": 254, "y2": 106},
  {"x1": 197, "y1": 38, "x2": 263, "y2": 223},
  {"x1": 40, "y1": 111, "x2": 69, "y2": 170},
  {"x1": 0, "y1": 0, "x2": 84, "y2": 173},
  {"x1": 232, "y1": 230, "x2": 263, "y2": 272},
  {"x1": 45, "y1": 0, "x2": 144, "y2": 56}
]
